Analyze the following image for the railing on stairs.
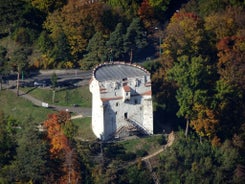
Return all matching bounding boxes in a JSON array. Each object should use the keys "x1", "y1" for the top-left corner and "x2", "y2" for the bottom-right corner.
[
  {"x1": 126, "y1": 118, "x2": 149, "y2": 135},
  {"x1": 108, "y1": 117, "x2": 149, "y2": 140}
]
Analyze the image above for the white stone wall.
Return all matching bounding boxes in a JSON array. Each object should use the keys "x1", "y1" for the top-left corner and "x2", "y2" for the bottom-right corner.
[
  {"x1": 89, "y1": 78, "x2": 104, "y2": 139},
  {"x1": 90, "y1": 65, "x2": 154, "y2": 141},
  {"x1": 102, "y1": 95, "x2": 145, "y2": 139},
  {"x1": 143, "y1": 96, "x2": 153, "y2": 134}
]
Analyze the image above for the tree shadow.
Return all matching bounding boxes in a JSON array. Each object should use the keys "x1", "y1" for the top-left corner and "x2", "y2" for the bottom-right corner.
[{"x1": 24, "y1": 87, "x2": 38, "y2": 94}]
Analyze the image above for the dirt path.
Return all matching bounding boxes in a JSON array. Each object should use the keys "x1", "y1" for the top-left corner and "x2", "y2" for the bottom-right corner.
[
  {"x1": 141, "y1": 132, "x2": 175, "y2": 184},
  {"x1": 142, "y1": 131, "x2": 175, "y2": 161}
]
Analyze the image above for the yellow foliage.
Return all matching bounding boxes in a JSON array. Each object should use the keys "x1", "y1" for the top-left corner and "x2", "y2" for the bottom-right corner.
[
  {"x1": 64, "y1": 61, "x2": 74, "y2": 69},
  {"x1": 191, "y1": 104, "x2": 219, "y2": 138},
  {"x1": 40, "y1": 54, "x2": 54, "y2": 69},
  {"x1": 32, "y1": 59, "x2": 41, "y2": 69},
  {"x1": 164, "y1": 11, "x2": 204, "y2": 56},
  {"x1": 204, "y1": 6, "x2": 244, "y2": 39}
]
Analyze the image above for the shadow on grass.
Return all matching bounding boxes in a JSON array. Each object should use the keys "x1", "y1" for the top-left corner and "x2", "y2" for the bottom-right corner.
[{"x1": 24, "y1": 87, "x2": 38, "y2": 95}]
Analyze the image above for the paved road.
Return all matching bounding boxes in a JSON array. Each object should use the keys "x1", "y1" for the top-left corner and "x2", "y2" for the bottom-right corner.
[{"x1": 3, "y1": 69, "x2": 92, "y2": 88}]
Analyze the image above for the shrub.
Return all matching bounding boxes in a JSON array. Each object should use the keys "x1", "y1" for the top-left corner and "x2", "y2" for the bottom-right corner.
[
  {"x1": 118, "y1": 152, "x2": 136, "y2": 161},
  {"x1": 136, "y1": 149, "x2": 148, "y2": 157},
  {"x1": 157, "y1": 134, "x2": 167, "y2": 145}
]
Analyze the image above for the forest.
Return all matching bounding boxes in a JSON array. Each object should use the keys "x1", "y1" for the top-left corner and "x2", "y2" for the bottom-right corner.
[{"x1": 0, "y1": 0, "x2": 245, "y2": 183}]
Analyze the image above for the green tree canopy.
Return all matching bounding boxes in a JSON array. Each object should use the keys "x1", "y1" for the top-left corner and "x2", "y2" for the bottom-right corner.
[
  {"x1": 0, "y1": 0, "x2": 26, "y2": 36},
  {"x1": 9, "y1": 119, "x2": 49, "y2": 183},
  {"x1": 0, "y1": 46, "x2": 8, "y2": 84},
  {"x1": 124, "y1": 17, "x2": 148, "y2": 62},
  {"x1": 31, "y1": 0, "x2": 67, "y2": 13},
  {"x1": 167, "y1": 56, "x2": 213, "y2": 136},
  {"x1": 158, "y1": 131, "x2": 240, "y2": 183},
  {"x1": 82, "y1": 32, "x2": 107, "y2": 68},
  {"x1": 0, "y1": 111, "x2": 17, "y2": 170},
  {"x1": 106, "y1": 23, "x2": 126, "y2": 61}
]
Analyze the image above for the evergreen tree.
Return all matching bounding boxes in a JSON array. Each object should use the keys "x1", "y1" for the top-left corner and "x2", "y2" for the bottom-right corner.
[
  {"x1": 51, "y1": 32, "x2": 72, "y2": 65},
  {"x1": 0, "y1": 111, "x2": 17, "y2": 170},
  {"x1": 37, "y1": 31, "x2": 53, "y2": 54},
  {"x1": 106, "y1": 23, "x2": 126, "y2": 61},
  {"x1": 124, "y1": 18, "x2": 148, "y2": 62},
  {"x1": 10, "y1": 119, "x2": 49, "y2": 183},
  {"x1": 0, "y1": 46, "x2": 8, "y2": 90},
  {"x1": 10, "y1": 48, "x2": 30, "y2": 96},
  {"x1": 0, "y1": 0, "x2": 26, "y2": 36},
  {"x1": 83, "y1": 32, "x2": 107, "y2": 69}
]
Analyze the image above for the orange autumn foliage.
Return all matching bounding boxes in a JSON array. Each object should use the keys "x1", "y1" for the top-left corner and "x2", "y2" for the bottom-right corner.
[
  {"x1": 43, "y1": 111, "x2": 81, "y2": 183},
  {"x1": 138, "y1": 0, "x2": 157, "y2": 30},
  {"x1": 44, "y1": 113, "x2": 71, "y2": 157},
  {"x1": 211, "y1": 135, "x2": 221, "y2": 147},
  {"x1": 191, "y1": 104, "x2": 219, "y2": 138},
  {"x1": 216, "y1": 36, "x2": 245, "y2": 89}
]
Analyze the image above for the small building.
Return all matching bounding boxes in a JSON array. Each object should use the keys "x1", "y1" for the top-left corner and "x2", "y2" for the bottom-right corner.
[{"x1": 89, "y1": 62, "x2": 153, "y2": 141}]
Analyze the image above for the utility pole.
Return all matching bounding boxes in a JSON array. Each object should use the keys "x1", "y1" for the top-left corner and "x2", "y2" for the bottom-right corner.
[
  {"x1": 16, "y1": 65, "x2": 20, "y2": 96},
  {"x1": 155, "y1": 27, "x2": 162, "y2": 57},
  {"x1": 130, "y1": 48, "x2": 133, "y2": 63}
]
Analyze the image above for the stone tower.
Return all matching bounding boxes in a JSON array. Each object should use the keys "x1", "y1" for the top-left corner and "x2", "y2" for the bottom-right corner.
[{"x1": 89, "y1": 62, "x2": 153, "y2": 141}]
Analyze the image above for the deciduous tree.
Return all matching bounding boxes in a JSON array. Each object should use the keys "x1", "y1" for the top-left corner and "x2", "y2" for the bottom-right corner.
[
  {"x1": 191, "y1": 104, "x2": 219, "y2": 140},
  {"x1": 158, "y1": 131, "x2": 240, "y2": 183},
  {"x1": 167, "y1": 56, "x2": 213, "y2": 136},
  {"x1": 138, "y1": 0, "x2": 158, "y2": 30},
  {"x1": 164, "y1": 11, "x2": 206, "y2": 59},
  {"x1": 204, "y1": 6, "x2": 245, "y2": 40},
  {"x1": 31, "y1": 0, "x2": 67, "y2": 13},
  {"x1": 43, "y1": 111, "x2": 82, "y2": 183},
  {"x1": 10, "y1": 48, "x2": 30, "y2": 96},
  {"x1": 216, "y1": 36, "x2": 245, "y2": 90}
]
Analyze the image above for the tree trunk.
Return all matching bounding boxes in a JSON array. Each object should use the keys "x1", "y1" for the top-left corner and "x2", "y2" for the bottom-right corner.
[
  {"x1": 52, "y1": 90, "x2": 56, "y2": 104},
  {"x1": 185, "y1": 119, "x2": 189, "y2": 137},
  {"x1": 130, "y1": 49, "x2": 133, "y2": 63},
  {"x1": 199, "y1": 135, "x2": 202, "y2": 144},
  {"x1": 0, "y1": 75, "x2": 2, "y2": 91},
  {"x1": 16, "y1": 71, "x2": 20, "y2": 96}
]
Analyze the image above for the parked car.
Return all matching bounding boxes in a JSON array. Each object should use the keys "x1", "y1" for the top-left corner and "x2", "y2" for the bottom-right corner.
[{"x1": 34, "y1": 80, "x2": 47, "y2": 87}]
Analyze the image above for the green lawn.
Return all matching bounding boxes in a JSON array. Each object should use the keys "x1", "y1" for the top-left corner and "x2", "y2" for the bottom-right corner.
[
  {"x1": 0, "y1": 88, "x2": 95, "y2": 140},
  {"x1": 72, "y1": 117, "x2": 96, "y2": 141},
  {"x1": 21, "y1": 85, "x2": 92, "y2": 107},
  {"x1": 119, "y1": 134, "x2": 163, "y2": 155},
  {"x1": 0, "y1": 89, "x2": 55, "y2": 123}
]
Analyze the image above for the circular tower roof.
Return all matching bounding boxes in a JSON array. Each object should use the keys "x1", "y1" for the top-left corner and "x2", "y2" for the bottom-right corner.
[{"x1": 93, "y1": 62, "x2": 150, "y2": 82}]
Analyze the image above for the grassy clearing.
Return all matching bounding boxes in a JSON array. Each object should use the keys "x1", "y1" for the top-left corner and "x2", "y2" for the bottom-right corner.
[
  {"x1": 0, "y1": 89, "x2": 55, "y2": 122},
  {"x1": 72, "y1": 117, "x2": 96, "y2": 141},
  {"x1": 21, "y1": 85, "x2": 92, "y2": 107},
  {"x1": 119, "y1": 134, "x2": 163, "y2": 155}
]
